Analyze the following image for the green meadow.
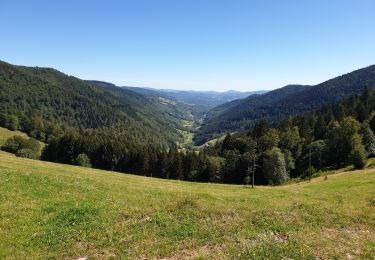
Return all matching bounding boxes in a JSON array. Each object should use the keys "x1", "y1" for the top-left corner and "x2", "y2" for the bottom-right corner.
[{"x1": 0, "y1": 151, "x2": 374, "y2": 259}]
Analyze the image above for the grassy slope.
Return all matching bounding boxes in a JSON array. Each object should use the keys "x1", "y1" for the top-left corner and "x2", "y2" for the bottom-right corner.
[
  {"x1": 0, "y1": 151, "x2": 374, "y2": 259},
  {"x1": 0, "y1": 127, "x2": 27, "y2": 146}
]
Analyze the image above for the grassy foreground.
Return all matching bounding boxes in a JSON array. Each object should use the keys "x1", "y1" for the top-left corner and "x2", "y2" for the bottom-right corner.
[{"x1": 0, "y1": 151, "x2": 374, "y2": 259}]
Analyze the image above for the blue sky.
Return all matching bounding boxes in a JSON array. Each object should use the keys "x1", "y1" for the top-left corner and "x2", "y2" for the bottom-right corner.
[{"x1": 1, "y1": 0, "x2": 374, "y2": 91}]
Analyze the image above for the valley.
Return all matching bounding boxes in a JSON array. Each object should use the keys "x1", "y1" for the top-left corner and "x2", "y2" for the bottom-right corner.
[{"x1": 2, "y1": 1, "x2": 375, "y2": 258}]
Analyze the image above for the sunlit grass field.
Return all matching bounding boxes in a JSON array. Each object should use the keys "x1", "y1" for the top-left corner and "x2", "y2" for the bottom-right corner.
[{"x1": 0, "y1": 151, "x2": 374, "y2": 259}]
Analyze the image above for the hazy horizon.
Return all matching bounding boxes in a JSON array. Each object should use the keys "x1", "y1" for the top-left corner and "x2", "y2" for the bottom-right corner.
[{"x1": 1, "y1": 0, "x2": 375, "y2": 91}]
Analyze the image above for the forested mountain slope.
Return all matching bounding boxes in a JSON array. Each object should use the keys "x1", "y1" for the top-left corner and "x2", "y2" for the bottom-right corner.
[
  {"x1": 87, "y1": 80, "x2": 199, "y2": 119},
  {"x1": 196, "y1": 65, "x2": 375, "y2": 144},
  {"x1": 0, "y1": 61, "x2": 186, "y2": 147}
]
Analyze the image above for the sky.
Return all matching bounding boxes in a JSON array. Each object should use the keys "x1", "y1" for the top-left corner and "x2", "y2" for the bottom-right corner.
[{"x1": 1, "y1": 0, "x2": 375, "y2": 91}]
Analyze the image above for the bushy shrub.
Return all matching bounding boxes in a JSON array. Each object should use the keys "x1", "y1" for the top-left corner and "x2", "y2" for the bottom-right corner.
[
  {"x1": 16, "y1": 148, "x2": 40, "y2": 159},
  {"x1": 2, "y1": 135, "x2": 41, "y2": 159},
  {"x1": 2, "y1": 136, "x2": 27, "y2": 153},
  {"x1": 351, "y1": 147, "x2": 367, "y2": 169},
  {"x1": 73, "y1": 153, "x2": 92, "y2": 168}
]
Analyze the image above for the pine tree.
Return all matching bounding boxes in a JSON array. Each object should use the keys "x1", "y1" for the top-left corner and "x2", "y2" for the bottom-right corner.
[
  {"x1": 356, "y1": 103, "x2": 367, "y2": 123},
  {"x1": 222, "y1": 133, "x2": 233, "y2": 151},
  {"x1": 350, "y1": 135, "x2": 367, "y2": 169},
  {"x1": 361, "y1": 124, "x2": 375, "y2": 157},
  {"x1": 259, "y1": 128, "x2": 280, "y2": 152},
  {"x1": 243, "y1": 167, "x2": 251, "y2": 186},
  {"x1": 326, "y1": 117, "x2": 361, "y2": 166},
  {"x1": 314, "y1": 114, "x2": 327, "y2": 140},
  {"x1": 140, "y1": 152, "x2": 150, "y2": 176},
  {"x1": 369, "y1": 113, "x2": 375, "y2": 133},
  {"x1": 333, "y1": 103, "x2": 345, "y2": 122},
  {"x1": 262, "y1": 147, "x2": 289, "y2": 185}
]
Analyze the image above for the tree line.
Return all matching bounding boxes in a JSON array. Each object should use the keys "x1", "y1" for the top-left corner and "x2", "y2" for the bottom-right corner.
[{"x1": 202, "y1": 87, "x2": 375, "y2": 185}]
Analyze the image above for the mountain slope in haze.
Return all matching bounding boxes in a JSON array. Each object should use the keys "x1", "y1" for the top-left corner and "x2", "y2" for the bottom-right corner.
[
  {"x1": 87, "y1": 80, "x2": 267, "y2": 113},
  {"x1": 135, "y1": 88, "x2": 267, "y2": 113},
  {"x1": 0, "y1": 61, "x2": 186, "y2": 147},
  {"x1": 195, "y1": 65, "x2": 375, "y2": 144},
  {"x1": 146, "y1": 88, "x2": 267, "y2": 112}
]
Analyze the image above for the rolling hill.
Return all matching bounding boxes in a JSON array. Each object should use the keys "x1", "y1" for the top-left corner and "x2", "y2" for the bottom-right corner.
[
  {"x1": 196, "y1": 65, "x2": 375, "y2": 144},
  {"x1": 0, "y1": 60, "x2": 188, "y2": 147},
  {"x1": 0, "y1": 151, "x2": 374, "y2": 258}
]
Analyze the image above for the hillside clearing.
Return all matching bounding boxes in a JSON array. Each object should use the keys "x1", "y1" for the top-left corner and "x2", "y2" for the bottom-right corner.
[
  {"x1": 0, "y1": 127, "x2": 27, "y2": 146},
  {"x1": 0, "y1": 151, "x2": 374, "y2": 259}
]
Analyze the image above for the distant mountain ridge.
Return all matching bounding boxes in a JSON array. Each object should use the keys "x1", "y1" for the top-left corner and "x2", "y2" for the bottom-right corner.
[
  {"x1": 86, "y1": 80, "x2": 267, "y2": 113},
  {"x1": 195, "y1": 65, "x2": 375, "y2": 144},
  {"x1": 135, "y1": 88, "x2": 267, "y2": 112}
]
